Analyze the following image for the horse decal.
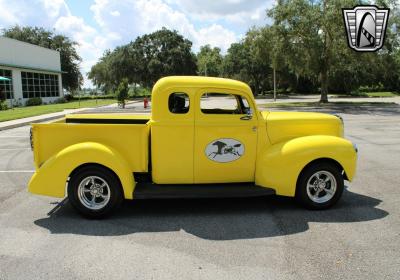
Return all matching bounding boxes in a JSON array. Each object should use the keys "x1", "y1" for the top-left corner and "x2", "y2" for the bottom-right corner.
[{"x1": 205, "y1": 138, "x2": 245, "y2": 163}]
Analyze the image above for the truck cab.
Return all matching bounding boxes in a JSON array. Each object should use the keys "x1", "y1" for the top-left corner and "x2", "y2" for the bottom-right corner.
[
  {"x1": 28, "y1": 76, "x2": 358, "y2": 218},
  {"x1": 150, "y1": 77, "x2": 261, "y2": 184}
]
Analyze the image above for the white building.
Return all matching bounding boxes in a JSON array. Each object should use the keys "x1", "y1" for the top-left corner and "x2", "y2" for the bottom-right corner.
[{"x1": 0, "y1": 37, "x2": 63, "y2": 106}]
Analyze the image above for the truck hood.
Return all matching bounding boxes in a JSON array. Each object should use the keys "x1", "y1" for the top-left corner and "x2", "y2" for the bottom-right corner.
[{"x1": 261, "y1": 111, "x2": 343, "y2": 144}]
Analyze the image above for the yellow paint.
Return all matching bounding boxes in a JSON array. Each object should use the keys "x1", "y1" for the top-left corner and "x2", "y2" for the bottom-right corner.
[
  {"x1": 192, "y1": 87, "x2": 259, "y2": 183},
  {"x1": 265, "y1": 111, "x2": 344, "y2": 144},
  {"x1": 28, "y1": 76, "x2": 357, "y2": 200},
  {"x1": 255, "y1": 135, "x2": 357, "y2": 196},
  {"x1": 28, "y1": 142, "x2": 135, "y2": 199},
  {"x1": 30, "y1": 122, "x2": 149, "y2": 198}
]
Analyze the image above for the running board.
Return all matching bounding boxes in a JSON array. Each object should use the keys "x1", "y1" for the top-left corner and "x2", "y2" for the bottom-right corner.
[{"x1": 133, "y1": 182, "x2": 275, "y2": 199}]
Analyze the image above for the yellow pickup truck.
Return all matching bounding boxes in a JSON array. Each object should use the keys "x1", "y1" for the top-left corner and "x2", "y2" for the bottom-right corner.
[{"x1": 28, "y1": 76, "x2": 357, "y2": 218}]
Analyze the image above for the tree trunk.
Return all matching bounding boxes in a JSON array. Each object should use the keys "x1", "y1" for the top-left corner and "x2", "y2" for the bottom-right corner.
[{"x1": 320, "y1": 69, "x2": 329, "y2": 103}]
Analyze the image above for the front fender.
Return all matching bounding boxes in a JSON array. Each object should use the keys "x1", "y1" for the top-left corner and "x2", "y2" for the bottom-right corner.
[
  {"x1": 28, "y1": 142, "x2": 135, "y2": 199},
  {"x1": 255, "y1": 135, "x2": 357, "y2": 196}
]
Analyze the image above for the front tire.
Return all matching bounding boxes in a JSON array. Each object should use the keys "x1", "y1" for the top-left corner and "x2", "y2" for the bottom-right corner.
[
  {"x1": 68, "y1": 165, "x2": 123, "y2": 218},
  {"x1": 296, "y1": 162, "x2": 344, "y2": 210}
]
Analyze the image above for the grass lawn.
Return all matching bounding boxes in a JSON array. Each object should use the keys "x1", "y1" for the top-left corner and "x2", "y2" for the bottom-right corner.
[
  {"x1": 363, "y1": 92, "x2": 399, "y2": 97},
  {"x1": 262, "y1": 101, "x2": 398, "y2": 108},
  {"x1": 329, "y1": 91, "x2": 399, "y2": 98},
  {"x1": 0, "y1": 99, "x2": 116, "y2": 122}
]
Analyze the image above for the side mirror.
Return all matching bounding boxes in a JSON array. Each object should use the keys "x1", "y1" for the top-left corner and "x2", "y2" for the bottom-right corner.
[{"x1": 240, "y1": 108, "x2": 253, "y2": 120}]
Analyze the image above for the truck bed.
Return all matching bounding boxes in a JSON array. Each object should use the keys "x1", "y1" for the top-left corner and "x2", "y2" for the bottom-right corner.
[{"x1": 31, "y1": 114, "x2": 150, "y2": 172}]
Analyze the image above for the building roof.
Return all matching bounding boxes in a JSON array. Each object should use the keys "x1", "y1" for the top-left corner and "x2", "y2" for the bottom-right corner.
[{"x1": 0, "y1": 37, "x2": 61, "y2": 73}]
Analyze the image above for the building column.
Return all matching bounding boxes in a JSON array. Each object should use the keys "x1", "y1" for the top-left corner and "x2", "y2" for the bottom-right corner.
[
  {"x1": 58, "y1": 73, "x2": 64, "y2": 97},
  {"x1": 12, "y1": 69, "x2": 23, "y2": 103}
]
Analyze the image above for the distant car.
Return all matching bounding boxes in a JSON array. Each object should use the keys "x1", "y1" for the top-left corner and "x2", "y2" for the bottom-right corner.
[{"x1": 28, "y1": 76, "x2": 358, "y2": 218}]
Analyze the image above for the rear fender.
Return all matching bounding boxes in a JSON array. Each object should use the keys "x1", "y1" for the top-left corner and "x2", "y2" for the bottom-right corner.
[
  {"x1": 28, "y1": 142, "x2": 135, "y2": 199},
  {"x1": 255, "y1": 135, "x2": 357, "y2": 196}
]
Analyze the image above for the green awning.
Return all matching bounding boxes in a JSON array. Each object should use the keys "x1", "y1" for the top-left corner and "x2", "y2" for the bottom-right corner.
[{"x1": 0, "y1": 76, "x2": 11, "y2": 81}]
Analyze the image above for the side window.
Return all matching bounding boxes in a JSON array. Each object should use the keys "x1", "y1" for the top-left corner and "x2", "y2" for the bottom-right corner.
[
  {"x1": 168, "y1": 92, "x2": 190, "y2": 114},
  {"x1": 200, "y1": 93, "x2": 250, "y2": 114}
]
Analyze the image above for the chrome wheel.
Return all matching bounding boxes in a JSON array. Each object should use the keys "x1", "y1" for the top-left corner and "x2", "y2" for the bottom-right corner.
[
  {"x1": 306, "y1": 170, "x2": 337, "y2": 204},
  {"x1": 77, "y1": 176, "x2": 111, "y2": 210}
]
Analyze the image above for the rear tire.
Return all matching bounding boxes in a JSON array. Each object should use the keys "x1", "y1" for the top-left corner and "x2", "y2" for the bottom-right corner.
[
  {"x1": 68, "y1": 165, "x2": 123, "y2": 218},
  {"x1": 296, "y1": 162, "x2": 344, "y2": 210}
]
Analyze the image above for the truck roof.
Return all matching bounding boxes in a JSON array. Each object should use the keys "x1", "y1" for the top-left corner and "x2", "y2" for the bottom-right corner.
[{"x1": 152, "y1": 76, "x2": 252, "y2": 94}]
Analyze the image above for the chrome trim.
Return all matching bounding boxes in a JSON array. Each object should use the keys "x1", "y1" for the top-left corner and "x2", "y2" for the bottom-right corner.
[
  {"x1": 77, "y1": 176, "x2": 111, "y2": 210},
  {"x1": 29, "y1": 127, "x2": 34, "y2": 151},
  {"x1": 306, "y1": 170, "x2": 337, "y2": 203},
  {"x1": 334, "y1": 114, "x2": 343, "y2": 123}
]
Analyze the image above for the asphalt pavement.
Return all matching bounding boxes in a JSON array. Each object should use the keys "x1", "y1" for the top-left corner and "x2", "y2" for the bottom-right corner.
[{"x1": 0, "y1": 104, "x2": 399, "y2": 279}]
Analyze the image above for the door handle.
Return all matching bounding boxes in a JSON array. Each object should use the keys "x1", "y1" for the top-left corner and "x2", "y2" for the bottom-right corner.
[{"x1": 240, "y1": 115, "x2": 252, "y2": 120}]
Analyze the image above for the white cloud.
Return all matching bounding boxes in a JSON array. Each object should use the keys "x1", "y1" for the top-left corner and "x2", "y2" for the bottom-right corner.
[
  {"x1": 0, "y1": 7, "x2": 19, "y2": 26},
  {"x1": 169, "y1": 0, "x2": 269, "y2": 16},
  {"x1": 41, "y1": 0, "x2": 71, "y2": 19},
  {"x1": 110, "y1": 11, "x2": 120, "y2": 17},
  {"x1": 54, "y1": 14, "x2": 121, "y2": 87},
  {"x1": 89, "y1": 0, "x2": 239, "y2": 52},
  {"x1": 196, "y1": 24, "x2": 237, "y2": 51},
  {"x1": 168, "y1": 0, "x2": 273, "y2": 28},
  {"x1": 1, "y1": 0, "x2": 271, "y2": 87}
]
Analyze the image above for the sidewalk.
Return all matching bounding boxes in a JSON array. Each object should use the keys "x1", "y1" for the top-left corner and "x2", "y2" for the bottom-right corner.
[
  {"x1": 0, "y1": 108, "x2": 87, "y2": 131},
  {"x1": 0, "y1": 100, "x2": 147, "y2": 131}
]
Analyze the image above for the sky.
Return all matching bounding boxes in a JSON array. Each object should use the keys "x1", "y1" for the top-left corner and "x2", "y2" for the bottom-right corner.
[{"x1": 0, "y1": 0, "x2": 274, "y2": 87}]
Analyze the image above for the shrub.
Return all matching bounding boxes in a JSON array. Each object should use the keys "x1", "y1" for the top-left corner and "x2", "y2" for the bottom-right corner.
[
  {"x1": 115, "y1": 79, "x2": 129, "y2": 108},
  {"x1": 71, "y1": 94, "x2": 114, "y2": 101},
  {"x1": 54, "y1": 97, "x2": 67, "y2": 104},
  {"x1": 64, "y1": 94, "x2": 74, "y2": 102},
  {"x1": 0, "y1": 101, "x2": 8, "y2": 111},
  {"x1": 25, "y1": 97, "x2": 43, "y2": 106}
]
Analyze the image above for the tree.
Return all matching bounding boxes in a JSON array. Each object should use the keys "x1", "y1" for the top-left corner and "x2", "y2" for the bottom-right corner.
[
  {"x1": 88, "y1": 28, "x2": 197, "y2": 89},
  {"x1": 2, "y1": 26, "x2": 83, "y2": 92},
  {"x1": 129, "y1": 28, "x2": 197, "y2": 87},
  {"x1": 268, "y1": 0, "x2": 363, "y2": 102},
  {"x1": 87, "y1": 50, "x2": 113, "y2": 93},
  {"x1": 223, "y1": 28, "x2": 273, "y2": 95},
  {"x1": 197, "y1": 45, "x2": 223, "y2": 76}
]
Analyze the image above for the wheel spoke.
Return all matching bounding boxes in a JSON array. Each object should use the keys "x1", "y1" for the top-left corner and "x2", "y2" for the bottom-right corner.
[
  {"x1": 91, "y1": 194, "x2": 96, "y2": 205},
  {"x1": 324, "y1": 188, "x2": 334, "y2": 195}
]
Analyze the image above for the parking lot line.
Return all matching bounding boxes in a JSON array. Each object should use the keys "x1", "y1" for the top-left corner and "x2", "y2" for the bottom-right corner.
[
  {"x1": 0, "y1": 148, "x2": 31, "y2": 150},
  {"x1": 0, "y1": 170, "x2": 34, "y2": 173},
  {"x1": 0, "y1": 136, "x2": 28, "y2": 138}
]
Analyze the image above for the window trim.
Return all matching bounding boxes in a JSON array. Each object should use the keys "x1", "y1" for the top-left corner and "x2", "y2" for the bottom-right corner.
[
  {"x1": 21, "y1": 71, "x2": 59, "y2": 99},
  {"x1": 199, "y1": 92, "x2": 251, "y2": 116},
  {"x1": 168, "y1": 92, "x2": 190, "y2": 114},
  {"x1": 0, "y1": 68, "x2": 14, "y2": 99}
]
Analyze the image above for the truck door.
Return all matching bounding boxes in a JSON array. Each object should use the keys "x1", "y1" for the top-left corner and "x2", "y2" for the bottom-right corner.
[
  {"x1": 151, "y1": 91, "x2": 194, "y2": 184},
  {"x1": 194, "y1": 89, "x2": 258, "y2": 183}
]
